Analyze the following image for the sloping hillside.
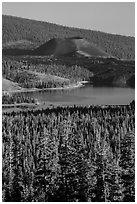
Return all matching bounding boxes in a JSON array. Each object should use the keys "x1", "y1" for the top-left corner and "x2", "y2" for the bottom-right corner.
[
  {"x1": 2, "y1": 15, "x2": 135, "y2": 59},
  {"x1": 2, "y1": 78, "x2": 22, "y2": 92},
  {"x1": 34, "y1": 37, "x2": 110, "y2": 57}
]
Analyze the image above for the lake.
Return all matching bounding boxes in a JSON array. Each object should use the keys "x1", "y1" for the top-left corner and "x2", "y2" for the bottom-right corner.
[{"x1": 20, "y1": 84, "x2": 135, "y2": 105}]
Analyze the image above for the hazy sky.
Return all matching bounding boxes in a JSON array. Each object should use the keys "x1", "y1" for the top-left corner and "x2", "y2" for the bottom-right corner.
[{"x1": 2, "y1": 2, "x2": 135, "y2": 37}]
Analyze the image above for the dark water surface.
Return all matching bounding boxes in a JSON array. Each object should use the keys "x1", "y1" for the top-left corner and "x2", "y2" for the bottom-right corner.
[{"x1": 20, "y1": 84, "x2": 135, "y2": 105}]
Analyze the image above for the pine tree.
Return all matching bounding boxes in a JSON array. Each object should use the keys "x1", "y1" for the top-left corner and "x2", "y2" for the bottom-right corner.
[{"x1": 119, "y1": 132, "x2": 135, "y2": 202}]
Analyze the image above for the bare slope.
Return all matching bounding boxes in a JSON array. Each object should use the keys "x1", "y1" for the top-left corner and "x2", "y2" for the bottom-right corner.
[
  {"x1": 28, "y1": 71, "x2": 70, "y2": 83},
  {"x1": 2, "y1": 78, "x2": 22, "y2": 92},
  {"x1": 34, "y1": 37, "x2": 109, "y2": 57}
]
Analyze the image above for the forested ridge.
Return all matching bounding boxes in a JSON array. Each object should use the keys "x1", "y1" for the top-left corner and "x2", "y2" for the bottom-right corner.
[
  {"x1": 2, "y1": 55, "x2": 135, "y2": 88},
  {"x1": 2, "y1": 15, "x2": 135, "y2": 60},
  {"x1": 2, "y1": 57, "x2": 93, "y2": 89},
  {"x1": 2, "y1": 102, "x2": 135, "y2": 202}
]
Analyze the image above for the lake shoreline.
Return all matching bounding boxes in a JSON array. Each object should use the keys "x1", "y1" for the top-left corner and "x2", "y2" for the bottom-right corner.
[
  {"x1": 2, "y1": 81, "x2": 89, "y2": 94},
  {"x1": 2, "y1": 100, "x2": 135, "y2": 114}
]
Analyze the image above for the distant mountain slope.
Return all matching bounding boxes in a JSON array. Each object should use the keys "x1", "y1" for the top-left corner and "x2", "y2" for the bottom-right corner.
[
  {"x1": 2, "y1": 15, "x2": 135, "y2": 59},
  {"x1": 34, "y1": 37, "x2": 110, "y2": 57}
]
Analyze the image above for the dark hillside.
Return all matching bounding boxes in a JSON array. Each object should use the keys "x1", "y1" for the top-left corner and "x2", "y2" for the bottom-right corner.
[
  {"x1": 34, "y1": 37, "x2": 110, "y2": 57},
  {"x1": 2, "y1": 15, "x2": 135, "y2": 60}
]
